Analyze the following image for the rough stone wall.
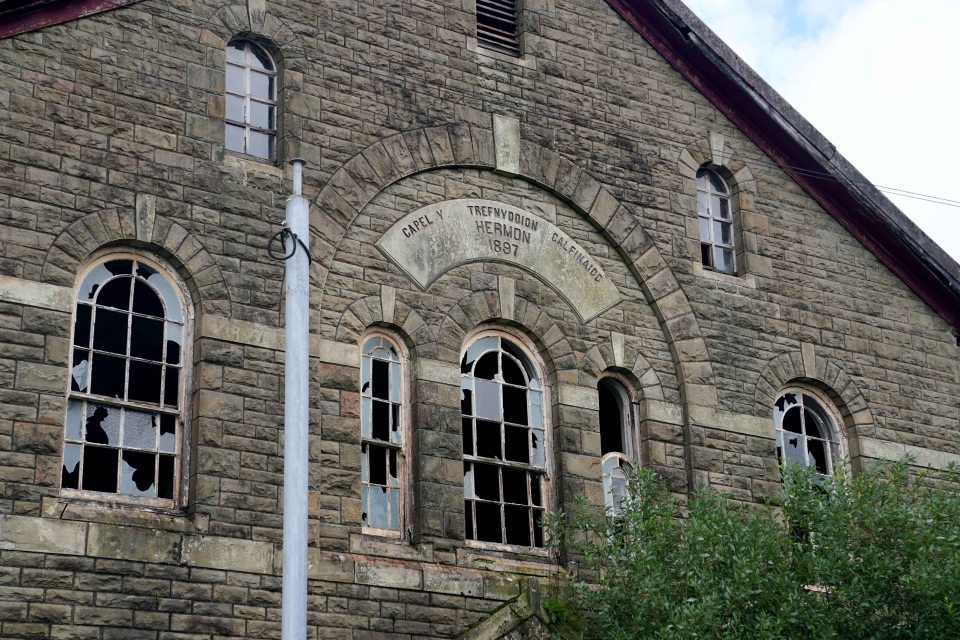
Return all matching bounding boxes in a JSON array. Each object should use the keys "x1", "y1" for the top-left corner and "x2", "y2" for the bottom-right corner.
[{"x1": 0, "y1": 0, "x2": 957, "y2": 638}]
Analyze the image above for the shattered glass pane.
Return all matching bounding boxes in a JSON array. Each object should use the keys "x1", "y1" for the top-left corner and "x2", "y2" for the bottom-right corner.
[
  {"x1": 73, "y1": 304, "x2": 91, "y2": 347},
  {"x1": 504, "y1": 505, "x2": 531, "y2": 546},
  {"x1": 159, "y1": 414, "x2": 176, "y2": 453},
  {"x1": 474, "y1": 379, "x2": 501, "y2": 421},
  {"x1": 96, "y1": 277, "x2": 131, "y2": 311},
  {"x1": 372, "y1": 400, "x2": 390, "y2": 441},
  {"x1": 163, "y1": 367, "x2": 179, "y2": 408},
  {"x1": 145, "y1": 272, "x2": 182, "y2": 323},
  {"x1": 782, "y1": 431, "x2": 806, "y2": 467},
  {"x1": 808, "y1": 438, "x2": 828, "y2": 474},
  {"x1": 462, "y1": 418, "x2": 474, "y2": 456},
  {"x1": 372, "y1": 360, "x2": 389, "y2": 400},
  {"x1": 71, "y1": 350, "x2": 90, "y2": 392},
  {"x1": 462, "y1": 336, "x2": 497, "y2": 373},
  {"x1": 93, "y1": 309, "x2": 128, "y2": 355},
  {"x1": 90, "y1": 353, "x2": 125, "y2": 398},
  {"x1": 79, "y1": 264, "x2": 113, "y2": 301},
  {"x1": 504, "y1": 426, "x2": 528, "y2": 464},
  {"x1": 133, "y1": 280, "x2": 164, "y2": 318},
  {"x1": 121, "y1": 450, "x2": 156, "y2": 496},
  {"x1": 390, "y1": 404, "x2": 401, "y2": 445},
  {"x1": 123, "y1": 410, "x2": 157, "y2": 450},
  {"x1": 533, "y1": 510, "x2": 544, "y2": 547},
  {"x1": 360, "y1": 355, "x2": 371, "y2": 395},
  {"x1": 367, "y1": 444, "x2": 388, "y2": 485},
  {"x1": 128, "y1": 361, "x2": 162, "y2": 405},
  {"x1": 502, "y1": 468, "x2": 528, "y2": 505},
  {"x1": 158, "y1": 454, "x2": 174, "y2": 499},
  {"x1": 85, "y1": 404, "x2": 119, "y2": 446},
  {"x1": 473, "y1": 463, "x2": 500, "y2": 501},
  {"x1": 135, "y1": 261, "x2": 156, "y2": 279},
  {"x1": 502, "y1": 386, "x2": 527, "y2": 425},
  {"x1": 474, "y1": 352, "x2": 498, "y2": 380},
  {"x1": 130, "y1": 316, "x2": 163, "y2": 361},
  {"x1": 476, "y1": 420, "x2": 501, "y2": 459},
  {"x1": 531, "y1": 430, "x2": 545, "y2": 467},
  {"x1": 463, "y1": 463, "x2": 475, "y2": 499},
  {"x1": 65, "y1": 400, "x2": 84, "y2": 441},
  {"x1": 804, "y1": 408, "x2": 825, "y2": 439},
  {"x1": 460, "y1": 385, "x2": 472, "y2": 415},
  {"x1": 62, "y1": 443, "x2": 81, "y2": 489},
  {"x1": 362, "y1": 336, "x2": 381, "y2": 356},
  {"x1": 501, "y1": 356, "x2": 525, "y2": 386},
  {"x1": 166, "y1": 323, "x2": 182, "y2": 365},
  {"x1": 388, "y1": 449, "x2": 399, "y2": 485},
  {"x1": 82, "y1": 446, "x2": 118, "y2": 493},
  {"x1": 783, "y1": 408, "x2": 802, "y2": 434},
  {"x1": 475, "y1": 501, "x2": 502, "y2": 543}
]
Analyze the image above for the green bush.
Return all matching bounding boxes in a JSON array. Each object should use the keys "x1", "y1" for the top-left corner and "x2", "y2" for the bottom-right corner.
[{"x1": 545, "y1": 462, "x2": 960, "y2": 640}]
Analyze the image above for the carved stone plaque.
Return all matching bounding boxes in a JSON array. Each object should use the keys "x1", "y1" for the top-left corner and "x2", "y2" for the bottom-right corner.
[{"x1": 376, "y1": 199, "x2": 622, "y2": 322}]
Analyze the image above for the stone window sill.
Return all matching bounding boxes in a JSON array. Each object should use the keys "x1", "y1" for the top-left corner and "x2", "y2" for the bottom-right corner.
[
  {"x1": 693, "y1": 260, "x2": 758, "y2": 289},
  {"x1": 42, "y1": 495, "x2": 209, "y2": 534}
]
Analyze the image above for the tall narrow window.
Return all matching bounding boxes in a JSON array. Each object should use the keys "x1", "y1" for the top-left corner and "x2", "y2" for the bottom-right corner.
[
  {"x1": 461, "y1": 335, "x2": 545, "y2": 548},
  {"x1": 225, "y1": 39, "x2": 277, "y2": 160},
  {"x1": 774, "y1": 390, "x2": 841, "y2": 475},
  {"x1": 599, "y1": 377, "x2": 634, "y2": 515},
  {"x1": 697, "y1": 168, "x2": 735, "y2": 273},
  {"x1": 360, "y1": 335, "x2": 405, "y2": 534},
  {"x1": 477, "y1": 0, "x2": 520, "y2": 56},
  {"x1": 63, "y1": 256, "x2": 189, "y2": 504}
]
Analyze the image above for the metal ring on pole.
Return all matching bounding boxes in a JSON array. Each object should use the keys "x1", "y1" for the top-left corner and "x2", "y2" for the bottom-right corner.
[{"x1": 267, "y1": 227, "x2": 312, "y2": 265}]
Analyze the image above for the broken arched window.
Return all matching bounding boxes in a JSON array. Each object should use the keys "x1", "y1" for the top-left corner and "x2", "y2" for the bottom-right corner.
[{"x1": 62, "y1": 254, "x2": 190, "y2": 505}]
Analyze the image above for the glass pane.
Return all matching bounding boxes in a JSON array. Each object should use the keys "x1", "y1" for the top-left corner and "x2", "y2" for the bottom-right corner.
[
  {"x1": 62, "y1": 443, "x2": 81, "y2": 489},
  {"x1": 698, "y1": 216, "x2": 711, "y2": 241},
  {"x1": 128, "y1": 361, "x2": 162, "y2": 405},
  {"x1": 463, "y1": 463, "x2": 475, "y2": 499},
  {"x1": 504, "y1": 505, "x2": 531, "y2": 546},
  {"x1": 225, "y1": 124, "x2": 245, "y2": 153},
  {"x1": 371, "y1": 360, "x2": 389, "y2": 400},
  {"x1": 78, "y1": 264, "x2": 113, "y2": 301},
  {"x1": 365, "y1": 486, "x2": 391, "y2": 529},
  {"x1": 474, "y1": 352, "x2": 499, "y2": 380},
  {"x1": 249, "y1": 71, "x2": 274, "y2": 99},
  {"x1": 121, "y1": 450, "x2": 156, "y2": 496},
  {"x1": 132, "y1": 280, "x2": 164, "y2": 317},
  {"x1": 714, "y1": 247, "x2": 734, "y2": 273},
  {"x1": 783, "y1": 407, "x2": 802, "y2": 434},
  {"x1": 248, "y1": 130, "x2": 273, "y2": 159},
  {"x1": 476, "y1": 420, "x2": 501, "y2": 460},
  {"x1": 130, "y1": 316, "x2": 164, "y2": 361},
  {"x1": 250, "y1": 44, "x2": 274, "y2": 72},
  {"x1": 90, "y1": 353, "x2": 126, "y2": 399},
  {"x1": 226, "y1": 94, "x2": 244, "y2": 123},
  {"x1": 158, "y1": 454, "x2": 174, "y2": 499},
  {"x1": 73, "y1": 304, "x2": 91, "y2": 347},
  {"x1": 461, "y1": 336, "x2": 497, "y2": 373},
  {"x1": 159, "y1": 414, "x2": 176, "y2": 453},
  {"x1": 502, "y1": 386, "x2": 527, "y2": 425},
  {"x1": 226, "y1": 64, "x2": 244, "y2": 93},
  {"x1": 163, "y1": 367, "x2": 180, "y2": 408},
  {"x1": 65, "y1": 400, "x2": 84, "y2": 441},
  {"x1": 93, "y1": 309, "x2": 128, "y2": 355},
  {"x1": 226, "y1": 41, "x2": 245, "y2": 63},
  {"x1": 361, "y1": 397, "x2": 371, "y2": 438},
  {"x1": 96, "y1": 277, "x2": 131, "y2": 310},
  {"x1": 390, "y1": 360, "x2": 402, "y2": 404},
  {"x1": 781, "y1": 429, "x2": 806, "y2": 467},
  {"x1": 460, "y1": 383, "x2": 472, "y2": 415},
  {"x1": 718, "y1": 197, "x2": 731, "y2": 219},
  {"x1": 249, "y1": 101, "x2": 274, "y2": 130},
  {"x1": 71, "y1": 349, "x2": 90, "y2": 392},
  {"x1": 474, "y1": 379, "x2": 501, "y2": 421},
  {"x1": 528, "y1": 390, "x2": 543, "y2": 428},
  {"x1": 123, "y1": 410, "x2": 158, "y2": 450},
  {"x1": 145, "y1": 272, "x2": 182, "y2": 323},
  {"x1": 709, "y1": 171, "x2": 727, "y2": 193},
  {"x1": 531, "y1": 429, "x2": 545, "y2": 468},
  {"x1": 390, "y1": 403, "x2": 401, "y2": 445},
  {"x1": 710, "y1": 195, "x2": 723, "y2": 219},
  {"x1": 85, "y1": 404, "x2": 120, "y2": 446},
  {"x1": 714, "y1": 221, "x2": 731, "y2": 246},
  {"x1": 82, "y1": 446, "x2": 118, "y2": 493},
  {"x1": 696, "y1": 191, "x2": 709, "y2": 215}
]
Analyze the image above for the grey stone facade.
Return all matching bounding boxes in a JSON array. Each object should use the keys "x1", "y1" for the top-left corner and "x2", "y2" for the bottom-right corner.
[{"x1": 0, "y1": 0, "x2": 958, "y2": 638}]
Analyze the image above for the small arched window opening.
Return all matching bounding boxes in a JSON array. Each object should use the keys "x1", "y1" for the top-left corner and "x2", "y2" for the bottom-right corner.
[
  {"x1": 63, "y1": 255, "x2": 190, "y2": 505},
  {"x1": 225, "y1": 39, "x2": 277, "y2": 160},
  {"x1": 359, "y1": 334, "x2": 407, "y2": 535},
  {"x1": 461, "y1": 334, "x2": 546, "y2": 548},
  {"x1": 598, "y1": 376, "x2": 636, "y2": 515},
  {"x1": 774, "y1": 389, "x2": 842, "y2": 475},
  {"x1": 697, "y1": 168, "x2": 735, "y2": 273}
]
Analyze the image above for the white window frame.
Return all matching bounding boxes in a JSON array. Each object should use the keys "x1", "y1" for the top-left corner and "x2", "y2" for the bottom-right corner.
[
  {"x1": 359, "y1": 331, "x2": 409, "y2": 538},
  {"x1": 774, "y1": 386, "x2": 846, "y2": 476},
  {"x1": 61, "y1": 251, "x2": 192, "y2": 509},
  {"x1": 225, "y1": 39, "x2": 278, "y2": 161},
  {"x1": 697, "y1": 168, "x2": 736, "y2": 274},
  {"x1": 460, "y1": 329, "x2": 551, "y2": 554}
]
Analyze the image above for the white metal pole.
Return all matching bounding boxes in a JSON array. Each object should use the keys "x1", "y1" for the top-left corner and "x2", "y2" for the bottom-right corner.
[{"x1": 282, "y1": 158, "x2": 309, "y2": 640}]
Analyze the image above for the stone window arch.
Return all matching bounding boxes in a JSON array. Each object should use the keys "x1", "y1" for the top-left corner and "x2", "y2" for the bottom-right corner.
[
  {"x1": 774, "y1": 386, "x2": 845, "y2": 476},
  {"x1": 359, "y1": 331, "x2": 409, "y2": 536},
  {"x1": 225, "y1": 38, "x2": 278, "y2": 160},
  {"x1": 461, "y1": 331, "x2": 548, "y2": 549},
  {"x1": 62, "y1": 253, "x2": 192, "y2": 506}
]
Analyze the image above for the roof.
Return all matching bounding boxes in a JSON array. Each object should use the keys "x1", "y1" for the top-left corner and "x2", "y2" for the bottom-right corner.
[{"x1": 3, "y1": 0, "x2": 959, "y2": 330}]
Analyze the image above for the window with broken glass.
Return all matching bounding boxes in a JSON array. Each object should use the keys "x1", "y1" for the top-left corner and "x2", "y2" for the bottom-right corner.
[
  {"x1": 360, "y1": 335, "x2": 406, "y2": 534},
  {"x1": 697, "y1": 168, "x2": 736, "y2": 273},
  {"x1": 461, "y1": 335, "x2": 546, "y2": 548},
  {"x1": 599, "y1": 377, "x2": 635, "y2": 515},
  {"x1": 63, "y1": 256, "x2": 188, "y2": 504},
  {"x1": 225, "y1": 39, "x2": 277, "y2": 160},
  {"x1": 774, "y1": 389, "x2": 841, "y2": 476}
]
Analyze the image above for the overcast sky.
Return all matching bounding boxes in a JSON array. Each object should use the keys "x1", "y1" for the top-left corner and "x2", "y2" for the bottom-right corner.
[{"x1": 682, "y1": 0, "x2": 960, "y2": 263}]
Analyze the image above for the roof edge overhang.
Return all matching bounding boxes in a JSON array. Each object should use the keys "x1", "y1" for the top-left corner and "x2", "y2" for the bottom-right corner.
[
  {"x1": 0, "y1": 0, "x2": 144, "y2": 40},
  {"x1": 607, "y1": 0, "x2": 960, "y2": 332}
]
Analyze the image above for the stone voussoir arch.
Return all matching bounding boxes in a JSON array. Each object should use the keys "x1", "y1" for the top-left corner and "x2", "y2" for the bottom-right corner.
[
  {"x1": 677, "y1": 132, "x2": 759, "y2": 204},
  {"x1": 42, "y1": 207, "x2": 230, "y2": 314},
  {"x1": 312, "y1": 123, "x2": 719, "y2": 412},
  {"x1": 334, "y1": 294, "x2": 436, "y2": 359},
  {"x1": 579, "y1": 338, "x2": 666, "y2": 402},
  {"x1": 753, "y1": 351, "x2": 873, "y2": 430},
  {"x1": 206, "y1": 1, "x2": 307, "y2": 66}
]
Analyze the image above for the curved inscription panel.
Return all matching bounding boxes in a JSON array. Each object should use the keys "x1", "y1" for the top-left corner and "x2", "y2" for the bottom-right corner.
[{"x1": 376, "y1": 199, "x2": 622, "y2": 322}]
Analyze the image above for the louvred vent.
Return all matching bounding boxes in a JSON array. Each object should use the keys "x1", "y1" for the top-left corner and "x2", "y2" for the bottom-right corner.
[{"x1": 477, "y1": 0, "x2": 519, "y2": 56}]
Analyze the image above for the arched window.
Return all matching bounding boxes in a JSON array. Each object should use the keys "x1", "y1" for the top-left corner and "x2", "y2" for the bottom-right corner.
[
  {"x1": 360, "y1": 334, "x2": 406, "y2": 534},
  {"x1": 697, "y1": 168, "x2": 735, "y2": 273},
  {"x1": 63, "y1": 255, "x2": 189, "y2": 504},
  {"x1": 225, "y1": 39, "x2": 277, "y2": 160},
  {"x1": 461, "y1": 334, "x2": 545, "y2": 548},
  {"x1": 774, "y1": 389, "x2": 841, "y2": 475},
  {"x1": 598, "y1": 376, "x2": 636, "y2": 515}
]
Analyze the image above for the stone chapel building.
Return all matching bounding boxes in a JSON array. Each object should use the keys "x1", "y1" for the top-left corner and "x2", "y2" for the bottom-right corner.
[{"x1": 1, "y1": 0, "x2": 959, "y2": 637}]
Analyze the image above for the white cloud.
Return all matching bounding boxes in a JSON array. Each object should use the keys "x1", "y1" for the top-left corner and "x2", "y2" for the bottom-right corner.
[{"x1": 684, "y1": 0, "x2": 960, "y2": 262}]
